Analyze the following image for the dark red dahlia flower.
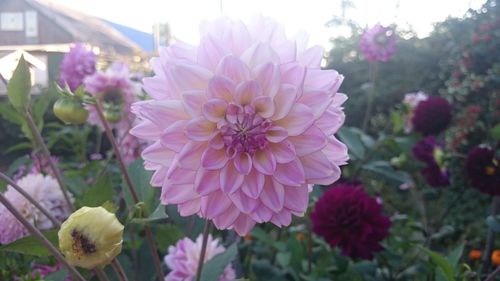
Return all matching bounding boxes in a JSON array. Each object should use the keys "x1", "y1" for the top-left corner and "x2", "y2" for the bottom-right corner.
[
  {"x1": 466, "y1": 146, "x2": 500, "y2": 196},
  {"x1": 412, "y1": 136, "x2": 450, "y2": 187},
  {"x1": 310, "y1": 183, "x2": 391, "y2": 260},
  {"x1": 412, "y1": 96, "x2": 452, "y2": 136}
]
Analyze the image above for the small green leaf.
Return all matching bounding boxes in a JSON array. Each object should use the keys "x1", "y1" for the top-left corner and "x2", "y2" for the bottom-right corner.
[
  {"x1": 362, "y1": 160, "x2": 411, "y2": 184},
  {"x1": 418, "y1": 246, "x2": 455, "y2": 281},
  {"x1": 200, "y1": 243, "x2": 237, "y2": 281},
  {"x1": 125, "y1": 159, "x2": 159, "y2": 214},
  {"x1": 491, "y1": 123, "x2": 500, "y2": 141},
  {"x1": 130, "y1": 204, "x2": 168, "y2": 224},
  {"x1": 337, "y1": 127, "x2": 366, "y2": 160},
  {"x1": 32, "y1": 93, "x2": 52, "y2": 124},
  {"x1": 0, "y1": 230, "x2": 58, "y2": 256},
  {"x1": 447, "y1": 242, "x2": 464, "y2": 271},
  {"x1": 0, "y1": 102, "x2": 24, "y2": 124},
  {"x1": 7, "y1": 55, "x2": 31, "y2": 112},
  {"x1": 77, "y1": 172, "x2": 114, "y2": 207},
  {"x1": 154, "y1": 224, "x2": 184, "y2": 250}
]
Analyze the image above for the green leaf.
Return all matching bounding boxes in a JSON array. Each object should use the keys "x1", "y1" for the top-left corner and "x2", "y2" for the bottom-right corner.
[
  {"x1": 200, "y1": 243, "x2": 237, "y2": 281},
  {"x1": 337, "y1": 127, "x2": 366, "y2": 160},
  {"x1": 130, "y1": 204, "x2": 168, "y2": 224},
  {"x1": 154, "y1": 224, "x2": 184, "y2": 250},
  {"x1": 418, "y1": 246, "x2": 455, "y2": 281},
  {"x1": 77, "y1": 172, "x2": 114, "y2": 207},
  {"x1": 32, "y1": 93, "x2": 52, "y2": 125},
  {"x1": 4, "y1": 142, "x2": 32, "y2": 153},
  {"x1": 486, "y1": 215, "x2": 500, "y2": 232},
  {"x1": 491, "y1": 123, "x2": 500, "y2": 141},
  {"x1": 7, "y1": 55, "x2": 31, "y2": 112},
  {"x1": 125, "y1": 159, "x2": 159, "y2": 214},
  {"x1": 446, "y1": 242, "x2": 464, "y2": 271},
  {"x1": 0, "y1": 230, "x2": 58, "y2": 257},
  {"x1": 362, "y1": 160, "x2": 411, "y2": 184},
  {"x1": 0, "y1": 102, "x2": 24, "y2": 124}
]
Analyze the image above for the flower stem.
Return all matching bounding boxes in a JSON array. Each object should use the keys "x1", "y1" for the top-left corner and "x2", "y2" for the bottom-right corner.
[
  {"x1": 482, "y1": 196, "x2": 500, "y2": 275},
  {"x1": 25, "y1": 111, "x2": 74, "y2": 210},
  {"x1": 485, "y1": 266, "x2": 500, "y2": 281},
  {"x1": 195, "y1": 220, "x2": 212, "y2": 281},
  {"x1": 111, "y1": 259, "x2": 129, "y2": 281},
  {"x1": 362, "y1": 62, "x2": 378, "y2": 131},
  {"x1": 94, "y1": 268, "x2": 111, "y2": 281},
  {"x1": 0, "y1": 193, "x2": 86, "y2": 281},
  {"x1": 0, "y1": 171, "x2": 60, "y2": 227},
  {"x1": 94, "y1": 100, "x2": 164, "y2": 280}
]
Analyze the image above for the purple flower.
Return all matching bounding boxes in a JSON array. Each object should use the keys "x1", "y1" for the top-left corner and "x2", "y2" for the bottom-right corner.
[
  {"x1": 412, "y1": 136, "x2": 450, "y2": 187},
  {"x1": 310, "y1": 183, "x2": 391, "y2": 260},
  {"x1": 58, "y1": 43, "x2": 96, "y2": 91},
  {"x1": 412, "y1": 96, "x2": 452, "y2": 136},
  {"x1": 466, "y1": 146, "x2": 500, "y2": 196},
  {"x1": 359, "y1": 24, "x2": 397, "y2": 62}
]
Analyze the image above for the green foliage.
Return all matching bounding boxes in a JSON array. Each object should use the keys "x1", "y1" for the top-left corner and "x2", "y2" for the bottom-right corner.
[
  {"x1": 77, "y1": 172, "x2": 114, "y2": 207},
  {"x1": 0, "y1": 230, "x2": 58, "y2": 257},
  {"x1": 201, "y1": 243, "x2": 238, "y2": 281},
  {"x1": 7, "y1": 56, "x2": 31, "y2": 113}
]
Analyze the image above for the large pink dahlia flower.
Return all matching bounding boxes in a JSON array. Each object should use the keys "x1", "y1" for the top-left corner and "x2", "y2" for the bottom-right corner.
[{"x1": 131, "y1": 17, "x2": 348, "y2": 235}]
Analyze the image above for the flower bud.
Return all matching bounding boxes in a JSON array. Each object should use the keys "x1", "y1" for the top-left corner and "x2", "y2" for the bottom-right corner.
[
  {"x1": 58, "y1": 206, "x2": 124, "y2": 269},
  {"x1": 53, "y1": 97, "x2": 89, "y2": 124},
  {"x1": 103, "y1": 108, "x2": 123, "y2": 123}
]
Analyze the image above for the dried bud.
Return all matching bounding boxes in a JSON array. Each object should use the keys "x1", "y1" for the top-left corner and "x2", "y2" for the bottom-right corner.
[{"x1": 58, "y1": 206, "x2": 124, "y2": 269}]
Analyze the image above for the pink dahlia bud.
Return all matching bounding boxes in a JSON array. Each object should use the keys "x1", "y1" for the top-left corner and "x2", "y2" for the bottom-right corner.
[
  {"x1": 465, "y1": 146, "x2": 499, "y2": 196},
  {"x1": 311, "y1": 183, "x2": 391, "y2": 260},
  {"x1": 164, "y1": 235, "x2": 236, "y2": 281},
  {"x1": 131, "y1": 16, "x2": 348, "y2": 235},
  {"x1": 359, "y1": 23, "x2": 397, "y2": 62},
  {"x1": 0, "y1": 174, "x2": 72, "y2": 244},
  {"x1": 84, "y1": 63, "x2": 137, "y2": 131},
  {"x1": 58, "y1": 43, "x2": 96, "y2": 91}
]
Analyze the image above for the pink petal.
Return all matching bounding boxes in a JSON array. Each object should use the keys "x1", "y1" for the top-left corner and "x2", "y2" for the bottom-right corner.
[
  {"x1": 142, "y1": 141, "x2": 176, "y2": 166},
  {"x1": 228, "y1": 190, "x2": 259, "y2": 213},
  {"x1": 212, "y1": 205, "x2": 240, "y2": 230},
  {"x1": 300, "y1": 151, "x2": 340, "y2": 185},
  {"x1": 274, "y1": 40, "x2": 296, "y2": 64},
  {"x1": 233, "y1": 214, "x2": 256, "y2": 236},
  {"x1": 268, "y1": 140, "x2": 296, "y2": 163},
  {"x1": 252, "y1": 148, "x2": 276, "y2": 175},
  {"x1": 279, "y1": 62, "x2": 306, "y2": 88},
  {"x1": 160, "y1": 120, "x2": 189, "y2": 152},
  {"x1": 177, "y1": 142, "x2": 206, "y2": 169},
  {"x1": 220, "y1": 161, "x2": 245, "y2": 194},
  {"x1": 208, "y1": 134, "x2": 225, "y2": 150},
  {"x1": 202, "y1": 98, "x2": 228, "y2": 122},
  {"x1": 161, "y1": 183, "x2": 198, "y2": 204},
  {"x1": 201, "y1": 147, "x2": 228, "y2": 170},
  {"x1": 272, "y1": 84, "x2": 297, "y2": 120},
  {"x1": 251, "y1": 96, "x2": 275, "y2": 118},
  {"x1": 178, "y1": 199, "x2": 201, "y2": 216},
  {"x1": 240, "y1": 42, "x2": 280, "y2": 70},
  {"x1": 260, "y1": 178, "x2": 285, "y2": 212},
  {"x1": 132, "y1": 100, "x2": 189, "y2": 129},
  {"x1": 303, "y1": 69, "x2": 341, "y2": 92},
  {"x1": 284, "y1": 186, "x2": 309, "y2": 213},
  {"x1": 235, "y1": 80, "x2": 261, "y2": 106},
  {"x1": 201, "y1": 191, "x2": 232, "y2": 219},
  {"x1": 215, "y1": 55, "x2": 251, "y2": 84},
  {"x1": 169, "y1": 62, "x2": 213, "y2": 91},
  {"x1": 274, "y1": 159, "x2": 305, "y2": 187},
  {"x1": 167, "y1": 167, "x2": 196, "y2": 184},
  {"x1": 130, "y1": 120, "x2": 162, "y2": 140},
  {"x1": 233, "y1": 152, "x2": 252, "y2": 175},
  {"x1": 241, "y1": 169, "x2": 265, "y2": 199},
  {"x1": 185, "y1": 117, "x2": 217, "y2": 141},
  {"x1": 208, "y1": 75, "x2": 236, "y2": 102},
  {"x1": 270, "y1": 210, "x2": 292, "y2": 227},
  {"x1": 323, "y1": 136, "x2": 349, "y2": 166},
  {"x1": 194, "y1": 168, "x2": 220, "y2": 195},
  {"x1": 182, "y1": 91, "x2": 207, "y2": 117},
  {"x1": 163, "y1": 40, "x2": 197, "y2": 62},
  {"x1": 150, "y1": 167, "x2": 167, "y2": 187},
  {"x1": 197, "y1": 35, "x2": 230, "y2": 71},
  {"x1": 274, "y1": 103, "x2": 314, "y2": 136},
  {"x1": 315, "y1": 107, "x2": 345, "y2": 135},
  {"x1": 265, "y1": 126, "x2": 288, "y2": 143},
  {"x1": 299, "y1": 90, "x2": 333, "y2": 119},
  {"x1": 298, "y1": 45, "x2": 324, "y2": 68},
  {"x1": 253, "y1": 63, "x2": 281, "y2": 97},
  {"x1": 288, "y1": 125, "x2": 327, "y2": 156},
  {"x1": 250, "y1": 204, "x2": 273, "y2": 223}
]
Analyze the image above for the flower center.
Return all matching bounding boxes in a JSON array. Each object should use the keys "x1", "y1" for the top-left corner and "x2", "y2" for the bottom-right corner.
[
  {"x1": 101, "y1": 89, "x2": 124, "y2": 106},
  {"x1": 71, "y1": 229, "x2": 97, "y2": 258},
  {"x1": 221, "y1": 104, "x2": 272, "y2": 155},
  {"x1": 485, "y1": 166, "x2": 496, "y2": 176}
]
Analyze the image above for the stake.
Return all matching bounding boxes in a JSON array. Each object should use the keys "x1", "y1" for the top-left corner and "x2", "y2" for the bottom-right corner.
[{"x1": 195, "y1": 220, "x2": 212, "y2": 281}]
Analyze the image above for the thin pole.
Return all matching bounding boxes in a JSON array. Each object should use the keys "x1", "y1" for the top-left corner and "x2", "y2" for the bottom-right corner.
[{"x1": 195, "y1": 220, "x2": 212, "y2": 281}]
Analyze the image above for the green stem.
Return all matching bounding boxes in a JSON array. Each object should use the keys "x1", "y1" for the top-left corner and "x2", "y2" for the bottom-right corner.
[
  {"x1": 195, "y1": 220, "x2": 212, "y2": 281},
  {"x1": 0, "y1": 171, "x2": 60, "y2": 227},
  {"x1": 0, "y1": 193, "x2": 86, "y2": 281},
  {"x1": 94, "y1": 100, "x2": 164, "y2": 280},
  {"x1": 94, "y1": 268, "x2": 111, "y2": 281},
  {"x1": 25, "y1": 111, "x2": 74, "y2": 210},
  {"x1": 111, "y1": 259, "x2": 129, "y2": 281},
  {"x1": 362, "y1": 62, "x2": 378, "y2": 131}
]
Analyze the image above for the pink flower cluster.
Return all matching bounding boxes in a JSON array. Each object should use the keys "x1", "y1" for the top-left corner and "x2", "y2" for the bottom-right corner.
[
  {"x1": 164, "y1": 235, "x2": 236, "y2": 281},
  {"x1": 132, "y1": 17, "x2": 348, "y2": 235},
  {"x1": 359, "y1": 23, "x2": 397, "y2": 62},
  {"x1": 58, "y1": 43, "x2": 96, "y2": 91}
]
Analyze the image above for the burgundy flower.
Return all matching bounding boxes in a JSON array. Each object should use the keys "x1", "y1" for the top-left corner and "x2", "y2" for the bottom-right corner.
[
  {"x1": 411, "y1": 96, "x2": 452, "y2": 136},
  {"x1": 412, "y1": 136, "x2": 450, "y2": 187},
  {"x1": 311, "y1": 183, "x2": 391, "y2": 260},
  {"x1": 466, "y1": 146, "x2": 499, "y2": 196}
]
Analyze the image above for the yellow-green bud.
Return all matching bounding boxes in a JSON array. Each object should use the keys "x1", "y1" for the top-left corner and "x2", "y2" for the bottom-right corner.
[
  {"x1": 53, "y1": 97, "x2": 89, "y2": 124},
  {"x1": 58, "y1": 206, "x2": 124, "y2": 269}
]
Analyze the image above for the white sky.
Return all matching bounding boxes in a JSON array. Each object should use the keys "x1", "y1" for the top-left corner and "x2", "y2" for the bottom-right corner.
[{"x1": 50, "y1": 0, "x2": 485, "y2": 50}]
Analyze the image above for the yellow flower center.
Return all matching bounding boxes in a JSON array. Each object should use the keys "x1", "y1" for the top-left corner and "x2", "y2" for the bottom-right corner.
[
  {"x1": 71, "y1": 229, "x2": 97, "y2": 259},
  {"x1": 485, "y1": 166, "x2": 496, "y2": 176}
]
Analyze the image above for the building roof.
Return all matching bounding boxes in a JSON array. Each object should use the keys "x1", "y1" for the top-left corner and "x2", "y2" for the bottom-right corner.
[
  {"x1": 104, "y1": 20, "x2": 155, "y2": 53},
  {"x1": 24, "y1": 0, "x2": 148, "y2": 55}
]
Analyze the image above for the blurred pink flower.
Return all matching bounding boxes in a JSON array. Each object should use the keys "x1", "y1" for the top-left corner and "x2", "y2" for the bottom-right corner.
[
  {"x1": 84, "y1": 63, "x2": 137, "y2": 131},
  {"x1": 58, "y1": 43, "x2": 96, "y2": 91},
  {"x1": 0, "y1": 174, "x2": 72, "y2": 244},
  {"x1": 164, "y1": 235, "x2": 236, "y2": 281},
  {"x1": 359, "y1": 23, "x2": 397, "y2": 62},
  {"x1": 131, "y1": 17, "x2": 348, "y2": 235}
]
